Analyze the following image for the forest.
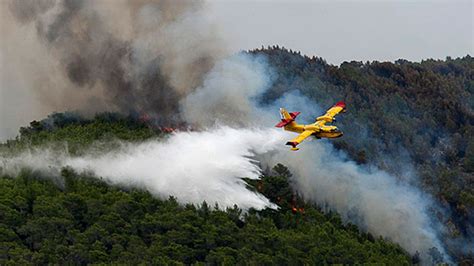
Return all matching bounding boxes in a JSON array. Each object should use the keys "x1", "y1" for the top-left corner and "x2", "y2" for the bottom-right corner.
[
  {"x1": 1, "y1": 48, "x2": 473, "y2": 264},
  {"x1": 0, "y1": 115, "x2": 410, "y2": 264},
  {"x1": 251, "y1": 47, "x2": 473, "y2": 262}
]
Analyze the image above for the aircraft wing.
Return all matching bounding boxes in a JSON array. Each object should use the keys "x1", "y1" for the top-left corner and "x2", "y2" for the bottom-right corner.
[
  {"x1": 315, "y1": 101, "x2": 346, "y2": 124},
  {"x1": 286, "y1": 130, "x2": 314, "y2": 150}
]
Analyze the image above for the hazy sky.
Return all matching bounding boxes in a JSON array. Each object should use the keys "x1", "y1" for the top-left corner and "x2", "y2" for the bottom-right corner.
[{"x1": 207, "y1": 0, "x2": 473, "y2": 64}]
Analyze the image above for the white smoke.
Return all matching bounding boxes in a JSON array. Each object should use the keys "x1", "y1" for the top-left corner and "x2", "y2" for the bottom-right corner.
[
  {"x1": 263, "y1": 140, "x2": 447, "y2": 262},
  {"x1": 181, "y1": 54, "x2": 273, "y2": 127},
  {"x1": 0, "y1": 127, "x2": 286, "y2": 210}
]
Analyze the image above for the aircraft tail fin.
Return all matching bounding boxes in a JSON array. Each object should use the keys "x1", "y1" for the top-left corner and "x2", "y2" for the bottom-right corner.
[
  {"x1": 275, "y1": 108, "x2": 300, "y2": 128},
  {"x1": 280, "y1": 108, "x2": 292, "y2": 119}
]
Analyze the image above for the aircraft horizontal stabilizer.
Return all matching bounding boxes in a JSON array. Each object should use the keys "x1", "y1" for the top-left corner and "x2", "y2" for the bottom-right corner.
[
  {"x1": 275, "y1": 119, "x2": 292, "y2": 128},
  {"x1": 275, "y1": 110, "x2": 300, "y2": 127}
]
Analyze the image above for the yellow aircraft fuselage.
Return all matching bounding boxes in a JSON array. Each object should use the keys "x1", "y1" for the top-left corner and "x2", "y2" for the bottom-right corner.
[
  {"x1": 276, "y1": 101, "x2": 346, "y2": 150},
  {"x1": 283, "y1": 123, "x2": 343, "y2": 139}
]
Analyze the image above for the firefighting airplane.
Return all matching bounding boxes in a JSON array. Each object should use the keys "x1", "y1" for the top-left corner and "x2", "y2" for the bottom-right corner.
[{"x1": 275, "y1": 102, "x2": 346, "y2": 151}]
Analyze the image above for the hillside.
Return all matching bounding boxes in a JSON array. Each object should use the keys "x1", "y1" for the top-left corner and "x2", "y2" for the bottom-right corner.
[
  {"x1": 251, "y1": 47, "x2": 473, "y2": 262},
  {"x1": 0, "y1": 115, "x2": 410, "y2": 264}
]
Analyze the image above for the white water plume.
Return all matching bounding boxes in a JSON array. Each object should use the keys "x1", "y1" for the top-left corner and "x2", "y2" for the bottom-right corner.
[{"x1": 0, "y1": 127, "x2": 287, "y2": 210}]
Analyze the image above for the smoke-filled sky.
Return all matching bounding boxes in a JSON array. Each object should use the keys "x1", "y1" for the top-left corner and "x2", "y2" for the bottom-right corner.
[
  {"x1": 207, "y1": 0, "x2": 473, "y2": 64},
  {"x1": 1, "y1": 0, "x2": 472, "y2": 140}
]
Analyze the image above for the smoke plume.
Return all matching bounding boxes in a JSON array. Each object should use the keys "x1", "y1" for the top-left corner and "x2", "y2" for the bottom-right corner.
[
  {"x1": 1, "y1": 0, "x2": 225, "y2": 139},
  {"x1": 264, "y1": 140, "x2": 448, "y2": 262},
  {"x1": 181, "y1": 54, "x2": 273, "y2": 127}
]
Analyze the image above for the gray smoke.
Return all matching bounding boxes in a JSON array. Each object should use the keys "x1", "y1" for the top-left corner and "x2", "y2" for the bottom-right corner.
[{"x1": 1, "y1": 0, "x2": 225, "y2": 139}]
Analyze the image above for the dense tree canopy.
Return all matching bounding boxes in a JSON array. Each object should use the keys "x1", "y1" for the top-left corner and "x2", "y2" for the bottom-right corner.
[{"x1": 0, "y1": 158, "x2": 409, "y2": 264}]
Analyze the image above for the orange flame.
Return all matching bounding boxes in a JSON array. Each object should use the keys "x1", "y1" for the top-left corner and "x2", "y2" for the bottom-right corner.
[{"x1": 291, "y1": 206, "x2": 298, "y2": 214}]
